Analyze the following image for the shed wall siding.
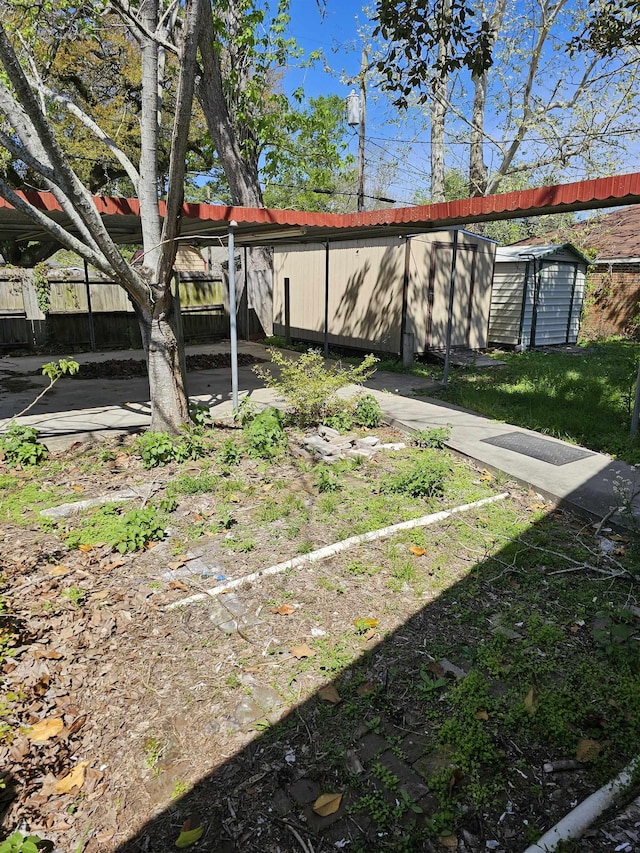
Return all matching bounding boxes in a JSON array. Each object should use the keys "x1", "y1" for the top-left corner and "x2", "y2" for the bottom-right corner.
[
  {"x1": 489, "y1": 262, "x2": 526, "y2": 345},
  {"x1": 273, "y1": 233, "x2": 495, "y2": 353},
  {"x1": 490, "y1": 253, "x2": 587, "y2": 347}
]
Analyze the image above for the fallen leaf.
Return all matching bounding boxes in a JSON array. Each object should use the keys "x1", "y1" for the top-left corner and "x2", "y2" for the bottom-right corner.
[
  {"x1": 290, "y1": 643, "x2": 315, "y2": 659},
  {"x1": 102, "y1": 558, "x2": 126, "y2": 571},
  {"x1": 90, "y1": 590, "x2": 110, "y2": 601},
  {"x1": 49, "y1": 565, "x2": 70, "y2": 576},
  {"x1": 54, "y1": 760, "x2": 89, "y2": 794},
  {"x1": 175, "y1": 827, "x2": 205, "y2": 848},
  {"x1": 169, "y1": 581, "x2": 189, "y2": 592},
  {"x1": 438, "y1": 833, "x2": 458, "y2": 849},
  {"x1": 68, "y1": 715, "x2": 88, "y2": 735},
  {"x1": 427, "y1": 662, "x2": 446, "y2": 678},
  {"x1": 475, "y1": 709, "x2": 489, "y2": 721},
  {"x1": 70, "y1": 485, "x2": 84, "y2": 493},
  {"x1": 356, "y1": 682, "x2": 377, "y2": 696},
  {"x1": 480, "y1": 468, "x2": 493, "y2": 482},
  {"x1": 262, "y1": 484, "x2": 273, "y2": 491},
  {"x1": 409, "y1": 546, "x2": 426, "y2": 556},
  {"x1": 312, "y1": 792, "x2": 343, "y2": 817},
  {"x1": 364, "y1": 628, "x2": 377, "y2": 641},
  {"x1": 523, "y1": 686, "x2": 539, "y2": 716},
  {"x1": 576, "y1": 738, "x2": 601, "y2": 763},
  {"x1": 27, "y1": 718, "x2": 65, "y2": 743},
  {"x1": 32, "y1": 648, "x2": 63, "y2": 660},
  {"x1": 354, "y1": 617, "x2": 379, "y2": 632},
  {"x1": 77, "y1": 544, "x2": 93, "y2": 553},
  {"x1": 192, "y1": 514, "x2": 204, "y2": 522},
  {"x1": 318, "y1": 685, "x2": 341, "y2": 705},
  {"x1": 168, "y1": 558, "x2": 187, "y2": 570},
  {"x1": 271, "y1": 603, "x2": 295, "y2": 616}
]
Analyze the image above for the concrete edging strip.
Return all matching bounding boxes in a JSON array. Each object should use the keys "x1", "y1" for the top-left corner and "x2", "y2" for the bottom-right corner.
[{"x1": 165, "y1": 492, "x2": 510, "y2": 611}]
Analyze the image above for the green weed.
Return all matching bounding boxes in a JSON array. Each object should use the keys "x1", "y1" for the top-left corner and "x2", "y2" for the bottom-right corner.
[
  {"x1": 0, "y1": 424, "x2": 47, "y2": 467},
  {"x1": 64, "y1": 504, "x2": 166, "y2": 553}
]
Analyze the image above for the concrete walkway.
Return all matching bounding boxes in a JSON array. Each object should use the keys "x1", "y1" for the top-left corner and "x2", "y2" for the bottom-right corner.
[{"x1": 1, "y1": 342, "x2": 639, "y2": 529}]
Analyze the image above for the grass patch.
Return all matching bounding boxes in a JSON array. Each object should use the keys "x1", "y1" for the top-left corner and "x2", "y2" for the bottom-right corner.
[
  {"x1": 0, "y1": 472, "x2": 63, "y2": 525},
  {"x1": 429, "y1": 340, "x2": 640, "y2": 465}
]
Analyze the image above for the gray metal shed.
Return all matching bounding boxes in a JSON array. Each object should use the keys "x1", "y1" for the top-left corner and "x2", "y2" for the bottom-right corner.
[{"x1": 489, "y1": 244, "x2": 589, "y2": 349}]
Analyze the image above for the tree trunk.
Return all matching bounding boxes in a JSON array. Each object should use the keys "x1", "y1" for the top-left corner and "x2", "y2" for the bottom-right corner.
[
  {"x1": 197, "y1": 1, "x2": 273, "y2": 336},
  {"x1": 431, "y1": 0, "x2": 451, "y2": 203},
  {"x1": 470, "y1": 73, "x2": 488, "y2": 198},
  {"x1": 135, "y1": 293, "x2": 189, "y2": 434}
]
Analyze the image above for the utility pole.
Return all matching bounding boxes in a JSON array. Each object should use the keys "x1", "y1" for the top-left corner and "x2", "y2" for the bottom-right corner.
[
  {"x1": 357, "y1": 48, "x2": 367, "y2": 213},
  {"x1": 346, "y1": 47, "x2": 367, "y2": 213}
]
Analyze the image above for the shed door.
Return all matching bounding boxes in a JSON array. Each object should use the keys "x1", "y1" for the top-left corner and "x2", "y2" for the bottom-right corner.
[
  {"x1": 425, "y1": 242, "x2": 477, "y2": 349},
  {"x1": 531, "y1": 261, "x2": 577, "y2": 346}
]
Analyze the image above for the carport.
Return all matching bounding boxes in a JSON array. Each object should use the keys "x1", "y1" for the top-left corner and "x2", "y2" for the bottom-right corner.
[{"x1": 1, "y1": 172, "x2": 640, "y2": 406}]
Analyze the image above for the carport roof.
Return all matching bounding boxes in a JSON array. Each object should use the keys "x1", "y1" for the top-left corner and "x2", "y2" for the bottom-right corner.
[{"x1": 1, "y1": 171, "x2": 640, "y2": 249}]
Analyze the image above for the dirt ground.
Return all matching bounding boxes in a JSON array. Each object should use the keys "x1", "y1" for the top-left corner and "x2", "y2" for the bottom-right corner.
[{"x1": 1, "y1": 403, "x2": 639, "y2": 853}]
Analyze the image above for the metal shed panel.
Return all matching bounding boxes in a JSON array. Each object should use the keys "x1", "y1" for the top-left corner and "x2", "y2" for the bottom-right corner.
[
  {"x1": 492, "y1": 246, "x2": 587, "y2": 347},
  {"x1": 273, "y1": 231, "x2": 495, "y2": 355},
  {"x1": 489, "y1": 262, "x2": 526, "y2": 345}
]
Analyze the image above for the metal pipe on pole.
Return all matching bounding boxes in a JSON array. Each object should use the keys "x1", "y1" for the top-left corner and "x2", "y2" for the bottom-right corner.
[{"x1": 228, "y1": 221, "x2": 239, "y2": 411}]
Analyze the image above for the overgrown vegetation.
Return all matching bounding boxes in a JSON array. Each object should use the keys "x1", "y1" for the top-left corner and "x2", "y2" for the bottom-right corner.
[
  {"x1": 0, "y1": 424, "x2": 48, "y2": 467},
  {"x1": 254, "y1": 348, "x2": 378, "y2": 427},
  {"x1": 0, "y1": 359, "x2": 80, "y2": 467}
]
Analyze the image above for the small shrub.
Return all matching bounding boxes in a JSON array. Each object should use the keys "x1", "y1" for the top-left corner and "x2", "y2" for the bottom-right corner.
[
  {"x1": 380, "y1": 452, "x2": 450, "y2": 498},
  {"x1": 412, "y1": 425, "x2": 452, "y2": 449},
  {"x1": 219, "y1": 437, "x2": 242, "y2": 465},
  {"x1": 242, "y1": 407, "x2": 287, "y2": 459},
  {"x1": 0, "y1": 424, "x2": 48, "y2": 467},
  {"x1": 135, "y1": 431, "x2": 178, "y2": 467},
  {"x1": 0, "y1": 831, "x2": 47, "y2": 853},
  {"x1": 134, "y1": 429, "x2": 208, "y2": 468},
  {"x1": 354, "y1": 394, "x2": 382, "y2": 428},
  {"x1": 189, "y1": 402, "x2": 211, "y2": 427},
  {"x1": 324, "y1": 409, "x2": 354, "y2": 433},
  {"x1": 315, "y1": 464, "x2": 343, "y2": 493},
  {"x1": 254, "y1": 348, "x2": 378, "y2": 427}
]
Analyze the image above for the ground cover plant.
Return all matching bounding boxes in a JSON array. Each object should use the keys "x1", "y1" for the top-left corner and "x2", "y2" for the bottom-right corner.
[
  {"x1": 428, "y1": 339, "x2": 640, "y2": 465},
  {"x1": 0, "y1": 416, "x2": 638, "y2": 853}
]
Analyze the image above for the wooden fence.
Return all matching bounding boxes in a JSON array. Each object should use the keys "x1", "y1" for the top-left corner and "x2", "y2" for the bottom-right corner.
[{"x1": 0, "y1": 269, "x2": 229, "y2": 351}]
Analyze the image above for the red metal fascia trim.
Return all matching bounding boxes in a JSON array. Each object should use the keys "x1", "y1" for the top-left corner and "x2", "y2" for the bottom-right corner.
[{"x1": 2, "y1": 171, "x2": 640, "y2": 230}]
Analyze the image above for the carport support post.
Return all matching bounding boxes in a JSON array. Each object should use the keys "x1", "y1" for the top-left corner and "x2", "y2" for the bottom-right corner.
[
  {"x1": 442, "y1": 229, "x2": 459, "y2": 386},
  {"x1": 228, "y1": 221, "x2": 239, "y2": 411},
  {"x1": 631, "y1": 359, "x2": 640, "y2": 437},
  {"x1": 284, "y1": 277, "x2": 291, "y2": 345},
  {"x1": 324, "y1": 242, "x2": 330, "y2": 357}
]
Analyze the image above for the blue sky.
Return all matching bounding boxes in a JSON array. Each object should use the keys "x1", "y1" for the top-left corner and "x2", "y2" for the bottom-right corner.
[
  {"x1": 267, "y1": 0, "x2": 640, "y2": 208},
  {"x1": 277, "y1": 1, "x2": 431, "y2": 206}
]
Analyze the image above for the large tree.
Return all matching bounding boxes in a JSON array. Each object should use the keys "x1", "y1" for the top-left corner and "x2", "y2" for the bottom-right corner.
[
  {"x1": 374, "y1": 0, "x2": 640, "y2": 202},
  {"x1": 0, "y1": 0, "x2": 202, "y2": 432}
]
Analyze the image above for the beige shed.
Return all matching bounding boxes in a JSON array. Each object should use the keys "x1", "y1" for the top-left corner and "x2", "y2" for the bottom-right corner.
[{"x1": 273, "y1": 229, "x2": 496, "y2": 359}]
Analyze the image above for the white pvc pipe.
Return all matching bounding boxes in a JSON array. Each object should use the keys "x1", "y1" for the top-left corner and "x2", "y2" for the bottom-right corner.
[
  {"x1": 166, "y1": 492, "x2": 509, "y2": 610},
  {"x1": 523, "y1": 756, "x2": 640, "y2": 853}
]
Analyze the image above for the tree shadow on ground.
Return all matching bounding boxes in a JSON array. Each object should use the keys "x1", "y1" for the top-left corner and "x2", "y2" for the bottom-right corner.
[{"x1": 108, "y1": 487, "x2": 640, "y2": 853}]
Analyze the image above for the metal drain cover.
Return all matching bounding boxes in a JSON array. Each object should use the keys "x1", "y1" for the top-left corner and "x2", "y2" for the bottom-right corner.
[{"x1": 480, "y1": 432, "x2": 595, "y2": 466}]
